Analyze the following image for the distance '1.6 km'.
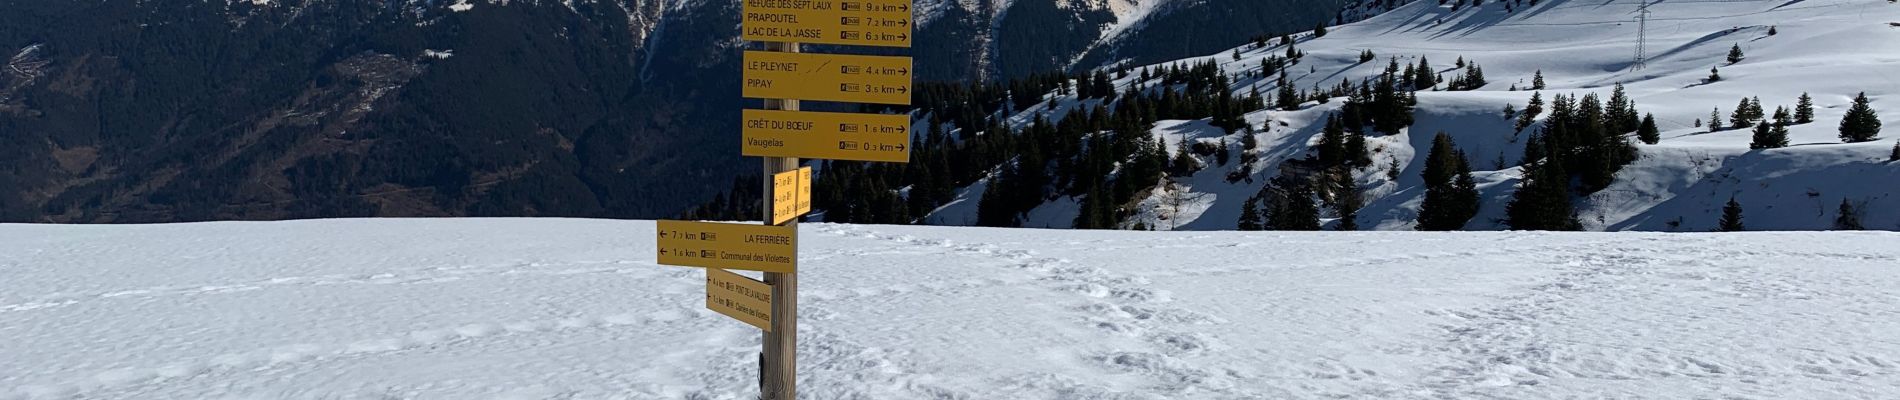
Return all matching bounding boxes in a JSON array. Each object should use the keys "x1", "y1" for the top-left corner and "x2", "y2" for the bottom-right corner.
[{"x1": 744, "y1": 109, "x2": 911, "y2": 163}]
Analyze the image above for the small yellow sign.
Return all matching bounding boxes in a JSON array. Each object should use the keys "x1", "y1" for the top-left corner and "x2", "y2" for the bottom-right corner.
[
  {"x1": 743, "y1": 109, "x2": 911, "y2": 163},
  {"x1": 657, "y1": 220, "x2": 798, "y2": 273},
  {"x1": 741, "y1": 0, "x2": 913, "y2": 47},
  {"x1": 770, "y1": 167, "x2": 814, "y2": 225},
  {"x1": 743, "y1": 51, "x2": 912, "y2": 105},
  {"x1": 706, "y1": 268, "x2": 773, "y2": 331}
]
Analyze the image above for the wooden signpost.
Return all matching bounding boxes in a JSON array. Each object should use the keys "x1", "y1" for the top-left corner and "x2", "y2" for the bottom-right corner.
[{"x1": 658, "y1": 0, "x2": 911, "y2": 398}]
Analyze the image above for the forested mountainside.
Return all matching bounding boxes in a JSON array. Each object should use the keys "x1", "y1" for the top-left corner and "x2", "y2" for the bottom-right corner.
[
  {"x1": 0, "y1": 0, "x2": 1340, "y2": 223},
  {"x1": 0, "y1": 0, "x2": 736, "y2": 222},
  {"x1": 690, "y1": 0, "x2": 1899, "y2": 231}
]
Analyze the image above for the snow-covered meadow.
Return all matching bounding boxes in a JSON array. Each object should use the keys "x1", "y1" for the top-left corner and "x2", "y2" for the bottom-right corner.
[{"x1": 3, "y1": 219, "x2": 1898, "y2": 399}]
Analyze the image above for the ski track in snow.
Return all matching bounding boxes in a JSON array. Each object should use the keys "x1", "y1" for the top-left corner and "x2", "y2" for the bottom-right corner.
[
  {"x1": 1405, "y1": 236, "x2": 1900, "y2": 398},
  {"x1": 817, "y1": 224, "x2": 1250, "y2": 397}
]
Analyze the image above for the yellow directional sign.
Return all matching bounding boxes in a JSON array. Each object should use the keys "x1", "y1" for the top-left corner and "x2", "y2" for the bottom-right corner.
[
  {"x1": 657, "y1": 220, "x2": 798, "y2": 273},
  {"x1": 707, "y1": 268, "x2": 773, "y2": 331},
  {"x1": 742, "y1": 0, "x2": 913, "y2": 47},
  {"x1": 743, "y1": 51, "x2": 912, "y2": 105},
  {"x1": 743, "y1": 109, "x2": 911, "y2": 163},
  {"x1": 771, "y1": 166, "x2": 814, "y2": 225}
]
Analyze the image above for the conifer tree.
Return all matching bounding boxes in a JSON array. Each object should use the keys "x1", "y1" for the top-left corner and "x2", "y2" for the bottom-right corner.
[
  {"x1": 1718, "y1": 196, "x2": 1745, "y2": 232},
  {"x1": 1398, "y1": 63, "x2": 1413, "y2": 88},
  {"x1": 1237, "y1": 198, "x2": 1263, "y2": 230},
  {"x1": 1795, "y1": 92, "x2": 1815, "y2": 124},
  {"x1": 1839, "y1": 92, "x2": 1883, "y2": 143},
  {"x1": 1345, "y1": 129, "x2": 1372, "y2": 167},
  {"x1": 1523, "y1": 131, "x2": 1546, "y2": 164},
  {"x1": 1638, "y1": 113, "x2": 1660, "y2": 144},
  {"x1": 1606, "y1": 83, "x2": 1635, "y2": 133},
  {"x1": 1277, "y1": 180, "x2": 1322, "y2": 231},
  {"x1": 1276, "y1": 75, "x2": 1300, "y2": 110},
  {"x1": 1772, "y1": 106, "x2": 1793, "y2": 140},
  {"x1": 1707, "y1": 66, "x2": 1721, "y2": 82},
  {"x1": 1414, "y1": 56, "x2": 1438, "y2": 89},
  {"x1": 1315, "y1": 22, "x2": 1329, "y2": 38},
  {"x1": 1073, "y1": 186, "x2": 1113, "y2": 229},
  {"x1": 1727, "y1": 44, "x2": 1745, "y2": 64},
  {"x1": 1330, "y1": 169, "x2": 1361, "y2": 231},
  {"x1": 1531, "y1": 69, "x2": 1546, "y2": 90},
  {"x1": 1417, "y1": 133, "x2": 1480, "y2": 231},
  {"x1": 1890, "y1": 140, "x2": 1899, "y2": 162},
  {"x1": 1517, "y1": 92, "x2": 1544, "y2": 131},
  {"x1": 1420, "y1": 133, "x2": 1459, "y2": 191},
  {"x1": 975, "y1": 178, "x2": 1019, "y2": 227},
  {"x1": 1318, "y1": 114, "x2": 1348, "y2": 167},
  {"x1": 1261, "y1": 179, "x2": 1321, "y2": 231},
  {"x1": 1452, "y1": 154, "x2": 1479, "y2": 215},
  {"x1": 1452, "y1": 63, "x2": 1486, "y2": 90},
  {"x1": 1503, "y1": 103, "x2": 1517, "y2": 120},
  {"x1": 1171, "y1": 138, "x2": 1200, "y2": 176},
  {"x1": 1506, "y1": 157, "x2": 1580, "y2": 231},
  {"x1": 1834, "y1": 199, "x2": 1864, "y2": 230},
  {"x1": 1216, "y1": 137, "x2": 1231, "y2": 166},
  {"x1": 1709, "y1": 108, "x2": 1724, "y2": 132},
  {"x1": 1750, "y1": 121, "x2": 1786, "y2": 149},
  {"x1": 1730, "y1": 97, "x2": 1755, "y2": 128}
]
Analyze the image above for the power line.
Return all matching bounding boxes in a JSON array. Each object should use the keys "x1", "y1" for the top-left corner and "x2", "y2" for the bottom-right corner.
[{"x1": 1632, "y1": 1, "x2": 1652, "y2": 71}]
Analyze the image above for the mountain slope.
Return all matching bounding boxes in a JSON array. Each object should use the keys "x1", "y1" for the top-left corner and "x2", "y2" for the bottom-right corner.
[
  {"x1": 0, "y1": 0, "x2": 753, "y2": 222},
  {"x1": 913, "y1": 0, "x2": 1346, "y2": 81},
  {"x1": 918, "y1": 0, "x2": 1900, "y2": 231},
  {"x1": 0, "y1": 0, "x2": 1343, "y2": 223}
]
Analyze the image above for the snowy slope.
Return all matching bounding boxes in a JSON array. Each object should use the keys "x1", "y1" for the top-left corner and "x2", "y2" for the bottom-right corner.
[
  {"x1": 3, "y1": 219, "x2": 1900, "y2": 399},
  {"x1": 925, "y1": 0, "x2": 1900, "y2": 231},
  {"x1": 919, "y1": 0, "x2": 1180, "y2": 78}
]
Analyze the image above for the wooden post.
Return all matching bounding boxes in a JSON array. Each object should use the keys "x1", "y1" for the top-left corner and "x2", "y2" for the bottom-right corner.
[{"x1": 759, "y1": 40, "x2": 799, "y2": 400}]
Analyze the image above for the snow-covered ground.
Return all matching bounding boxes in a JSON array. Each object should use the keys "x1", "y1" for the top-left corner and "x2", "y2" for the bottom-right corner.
[
  {"x1": 4, "y1": 219, "x2": 1899, "y2": 399},
  {"x1": 922, "y1": 0, "x2": 1900, "y2": 231}
]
